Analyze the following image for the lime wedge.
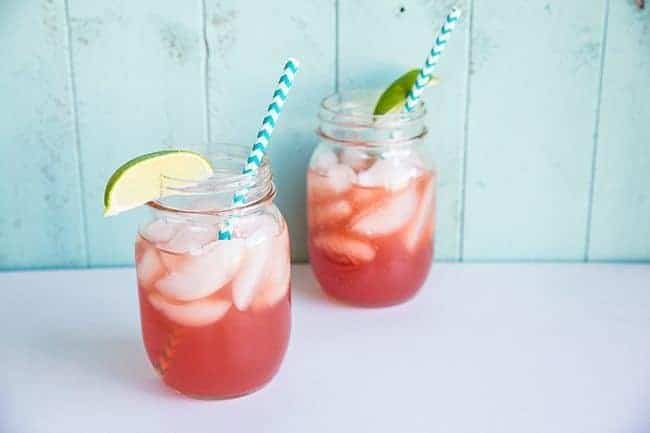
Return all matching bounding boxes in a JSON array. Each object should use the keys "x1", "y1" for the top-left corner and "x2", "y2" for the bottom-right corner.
[
  {"x1": 373, "y1": 69, "x2": 440, "y2": 115},
  {"x1": 103, "y1": 150, "x2": 213, "y2": 216}
]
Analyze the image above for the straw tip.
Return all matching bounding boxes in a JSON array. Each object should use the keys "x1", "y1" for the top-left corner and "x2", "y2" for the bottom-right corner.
[{"x1": 286, "y1": 57, "x2": 301, "y2": 70}]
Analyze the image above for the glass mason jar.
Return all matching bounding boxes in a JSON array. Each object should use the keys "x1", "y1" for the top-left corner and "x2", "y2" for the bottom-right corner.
[
  {"x1": 134, "y1": 145, "x2": 291, "y2": 399},
  {"x1": 307, "y1": 90, "x2": 436, "y2": 307}
]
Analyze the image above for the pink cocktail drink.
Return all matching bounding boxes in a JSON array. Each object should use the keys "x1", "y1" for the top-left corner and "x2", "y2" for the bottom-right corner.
[
  {"x1": 134, "y1": 149, "x2": 291, "y2": 399},
  {"x1": 308, "y1": 164, "x2": 435, "y2": 306},
  {"x1": 308, "y1": 90, "x2": 436, "y2": 307},
  {"x1": 136, "y1": 214, "x2": 290, "y2": 398}
]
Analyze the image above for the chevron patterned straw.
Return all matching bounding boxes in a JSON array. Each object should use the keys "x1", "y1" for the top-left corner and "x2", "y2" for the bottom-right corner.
[
  {"x1": 404, "y1": 6, "x2": 462, "y2": 112},
  {"x1": 218, "y1": 58, "x2": 300, "y2": 240}
]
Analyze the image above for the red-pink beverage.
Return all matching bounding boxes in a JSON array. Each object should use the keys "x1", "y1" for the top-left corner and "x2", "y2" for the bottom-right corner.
[
  {"x1": 135, "y1": 201, "x2": 290, "y2": 398},
  {"x1": 307, "y1": 150, "x2": 436, "y2": 307},
  {"x1": 309, "y1": 90, "x2": 436, "y2": 307}
]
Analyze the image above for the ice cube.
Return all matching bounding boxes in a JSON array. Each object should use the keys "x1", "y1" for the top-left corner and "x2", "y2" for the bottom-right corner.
[
  {"x1": 148, "y1": 293, "x2": 231, "y2": 327},
  {"x1": 157, "y1": 249, "x2": 185, "y2": 273},
  {"x1": 253, "y1": 253, "x2": 290, "y2": 310},
  {"x1": 135, "y1": 240, "x2": 165, "y2": 287},
  {"x1": 231, "y1": 237, "x2": 274, "y2": 311},
  {"x1": 310, "y1": 146, "x2": 338, "y2": 173},
  {"x1": 161, "y1": 224, "x2": 216, "y2": 254},
  {"x1": 233, "y1": 213, "x2": 279, "y2": 246},
  {"x1": 253, "y1": 228, "x2": 291, "y2": 310},
  {"x1": 339, "y1": 148, "x2": 371, "y2": 172},
  {"x1": 350, "y1": 185, "x2": 417, "y2": 237},
  {"x1": 349, "y1": 187, "x2": 384, "y2": 209},
  {"x1": 327, "y1": 164, "x2": 357, "y2": 192},
  {"x1": 308, "y1": 163, "x2": 357, "y2": 201},
  {"x1": 141, "y1": 219, "x2": 179, "y2": 244},
  {"x1": 312, "y1": 232, "x2": 376, "y2": 265},
  {"x1": 405, "y1": 176, "x2": 436, "y2": 252},
  {"x1": 156, "y1": 239, "x2": 244, "y2": 301},
  {"x1": 356, "y1": 158, "x2": 418, "y2": 190},
  {"x1": 309, "y1": 199, "x2": 353, "y2": 228}
]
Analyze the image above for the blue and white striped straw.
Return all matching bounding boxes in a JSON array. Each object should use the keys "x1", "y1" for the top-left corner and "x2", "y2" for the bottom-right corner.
[
  {"x1": 404, "y1": 6, "x2": 462, "y2": 112},
  {"x1": 218, "y1": 58, "x2": 300, "y2": 240}
]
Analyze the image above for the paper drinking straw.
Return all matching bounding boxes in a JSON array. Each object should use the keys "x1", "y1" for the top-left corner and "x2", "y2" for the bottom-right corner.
[
  {"x1": 218, "y1": 57, "x2": 300, "y2": 240},
  {"x1": 404, "y1": 6, "x2": 462, "y2": 112}
]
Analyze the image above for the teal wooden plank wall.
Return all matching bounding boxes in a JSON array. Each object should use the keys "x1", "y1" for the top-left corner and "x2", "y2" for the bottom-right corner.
[{"x1": 0, "y1": 0, "x2": 648, "y2": 270}]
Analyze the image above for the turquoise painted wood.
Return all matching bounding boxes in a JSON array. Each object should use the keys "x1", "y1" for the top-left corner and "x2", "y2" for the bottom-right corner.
[
  {"x1": 589, "y1": 1, "x2": 650, "y2": 261},
  {"x1": 0, "y1": 0, "x2": 86, "y2": 269},
  {"x1": 67, "y1": 0, "x2": 207, "y2": 266},
  {"x1": 0, "y1": 0, "x2": 648, "y2": 270},
  {"x1": 204, "y1": 0, "x2": 335, "y2": 262},
  {"x1": 462, "y1": 0, "x2": 607, "y2": 261},
  {"x1": 338, "y1": 0, "x2": 469, "y2": 261}
]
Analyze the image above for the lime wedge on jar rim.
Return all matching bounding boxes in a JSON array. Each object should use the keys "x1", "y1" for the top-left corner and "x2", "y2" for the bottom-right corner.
[
  {"x1": 373, "y1": 68, "x2": 440, "y2": 115},
  {"x1": 103, "y1": 150, "x2": 213, "y2": 216}
]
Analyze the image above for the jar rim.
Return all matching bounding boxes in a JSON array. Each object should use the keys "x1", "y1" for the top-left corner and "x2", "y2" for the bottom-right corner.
[
  {"x1": 319, "y1": 89, "x2": 426, "y2": 125},
  {"x1": 317, "y1": 89, "x2": 428, "y2": 148},
  {"x1": 146, "y1": 143, "x2": 275, "y2": 215}
]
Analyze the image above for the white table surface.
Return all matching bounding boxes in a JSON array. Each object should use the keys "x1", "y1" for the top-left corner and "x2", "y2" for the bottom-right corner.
[{"x1": 0, "y1": 264, "x2": 649, "y2": 433}]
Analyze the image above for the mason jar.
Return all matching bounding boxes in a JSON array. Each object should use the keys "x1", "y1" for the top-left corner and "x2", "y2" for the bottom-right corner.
[
  {"x1": 134, "y1": 145, "x2": 291, "y2": 398},
  {"x1": 307, "y1": 90, "x2": 436, "y2": 307}
]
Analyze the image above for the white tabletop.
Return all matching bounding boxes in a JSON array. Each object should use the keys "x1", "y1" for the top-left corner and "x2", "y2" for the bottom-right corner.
[{"x1": 0, "y1": 264, "x2": 649, "y2": 433}]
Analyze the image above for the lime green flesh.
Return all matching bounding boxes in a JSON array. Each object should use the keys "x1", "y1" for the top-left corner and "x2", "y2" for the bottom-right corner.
[
  {"x1": 103, "y1": 150, "x2": 213, "y2": 216},
  {"x1": 373, "y1": 69, "x2": 440, "y2": 115}
]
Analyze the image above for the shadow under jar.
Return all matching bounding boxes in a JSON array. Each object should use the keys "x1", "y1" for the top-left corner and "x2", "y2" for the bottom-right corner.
[
  {"x1": 307, "y1": 90, "x2": 437, "y2": 307},
  {"x1": 134, "y1": 145, "x2": 291, "y2": 399}
]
